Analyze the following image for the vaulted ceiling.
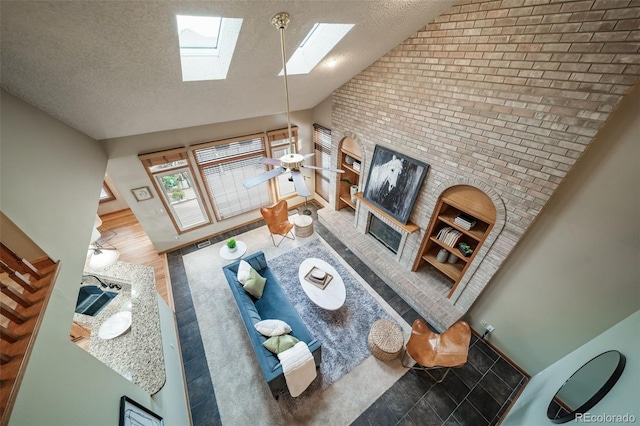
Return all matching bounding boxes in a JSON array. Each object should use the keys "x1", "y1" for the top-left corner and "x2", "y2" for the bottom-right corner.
[{"x1": 1, "y1": 1, "x2": 456, "y2": 140}]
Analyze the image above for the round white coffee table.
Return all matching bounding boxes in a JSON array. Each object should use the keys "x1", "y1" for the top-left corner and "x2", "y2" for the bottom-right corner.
[
  {"x1": 219, "y1": 241, "x2": 247, "y2": 260},
  {"x1": 298, "y1": 258, "x2": 346, "y2": 310}
]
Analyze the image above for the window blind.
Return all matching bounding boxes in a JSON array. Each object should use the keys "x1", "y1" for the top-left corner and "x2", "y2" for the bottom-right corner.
[
  {"x1": 313, "y1": 123, "x2": 332, "y2": 201},
  {"x1": 192, "y1": 135, "x2": 270, "y2": 220}
]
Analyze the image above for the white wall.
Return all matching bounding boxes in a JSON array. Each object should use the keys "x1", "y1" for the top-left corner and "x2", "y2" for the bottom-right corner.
[
  {"x1": 0, "y1": 90, "x2": 189, "y2": 425},
  {"x1": 467, "y1": 84, "x2": 640, "y2": 375},
  {"x1": 503, "y1": 310, "x2": 640, "y2": 425},
  {"x1": 313, "y1": 95, "x2": 333, "y2": 129},
  {"x1": 102, "y1": 109, "x2": 316, "y2": 252}
]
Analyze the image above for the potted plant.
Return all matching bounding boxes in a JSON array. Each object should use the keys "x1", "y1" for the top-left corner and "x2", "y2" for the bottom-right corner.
[
  {"x1": 341, "y1": 178, "x2": 359, "y2": 204},
  {"x1": 226, "y1": 238, "x2": 237, "y2": 253},
  {"x1": 162, "y1": 175, "x2": 178, "y2": 190},
  {"x1": 171, "y1": 189, "x2": 185, "y2": 201},
  {"x1": 458, "y1": 242, "x2": 473, "y2": 257}
]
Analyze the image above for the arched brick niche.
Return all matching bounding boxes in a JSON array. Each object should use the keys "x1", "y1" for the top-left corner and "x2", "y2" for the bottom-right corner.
[
  {"x1": 423, "y1": 178, "x2": 507, "y2": 312},
  {"x1": 329, "y1": 132, "x2": 365, "y2": 209},
  {"x1": 334, "y1": 136, "x2": 364, "y2": 212}
]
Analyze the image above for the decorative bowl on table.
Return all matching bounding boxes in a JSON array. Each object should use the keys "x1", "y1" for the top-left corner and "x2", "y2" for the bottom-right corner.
[{"x1": 311, "y1": 269, "x2": 326, "y2": 280}]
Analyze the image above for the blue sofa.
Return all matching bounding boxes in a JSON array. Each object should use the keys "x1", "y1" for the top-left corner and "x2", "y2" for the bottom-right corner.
[{"x1": 223, "y1": 251, "x2": 322, "y2": 398}]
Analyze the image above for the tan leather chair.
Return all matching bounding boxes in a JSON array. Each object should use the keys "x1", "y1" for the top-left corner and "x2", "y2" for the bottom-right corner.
[
  {"x1": 260, "y1": 200, "x2": 295, "y2": 247},
  {"x1": 402, "y1": 319, "x2": 471, "y2": 383}
]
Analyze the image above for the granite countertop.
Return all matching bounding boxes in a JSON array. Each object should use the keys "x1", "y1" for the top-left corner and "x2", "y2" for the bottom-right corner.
[{"x1": 76, "y1": 261, "x2": 166, "y2": 394}]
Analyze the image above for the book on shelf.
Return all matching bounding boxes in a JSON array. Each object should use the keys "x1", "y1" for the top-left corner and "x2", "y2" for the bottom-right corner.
[
  {"x1": 454, "y1": 213, "x2": 477, "y2": 230},
  {"x1": 304, "y1": 266, "x2": 333, "y2": 290},
  {"x1": 457, "y1": 213, "x2": 476, "y2": 222},
  {"x1": 436, "y1": 226, "x2": 463, "y2": 247}
]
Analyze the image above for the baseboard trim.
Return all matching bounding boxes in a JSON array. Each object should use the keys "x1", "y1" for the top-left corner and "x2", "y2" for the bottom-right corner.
[{"x1": 470, "y1": 328, "x2": 530, "y2": 379}]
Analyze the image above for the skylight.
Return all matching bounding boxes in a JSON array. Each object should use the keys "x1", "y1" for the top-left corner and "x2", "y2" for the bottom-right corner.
[
  {"x1": 176, "y1": 15, "x2": 242, "y2": 82},
  {"x1": 282, "y1": 23, "x2": 354, "y2": 75}
]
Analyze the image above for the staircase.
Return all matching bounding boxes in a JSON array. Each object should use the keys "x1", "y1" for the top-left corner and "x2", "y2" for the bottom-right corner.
[{"x1": 0, "y1": 242, "x2": 58, "y2": 426}]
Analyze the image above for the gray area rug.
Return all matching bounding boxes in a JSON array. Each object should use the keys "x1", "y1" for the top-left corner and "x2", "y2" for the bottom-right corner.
[
  {"x1": 182, "y1": 225, "x2": 410, "y2": 425},
  {"x1": 269, "y1": 239, "x2": 396, "y2": 410},
  {"x1": 270, "y1": 240, "x2": 395, "y2": 385}
]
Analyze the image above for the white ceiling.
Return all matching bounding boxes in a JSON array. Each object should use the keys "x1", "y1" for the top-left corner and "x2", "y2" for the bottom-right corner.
[{"x1": 1, "y1": 1, "x2": 456, "y2": 140}]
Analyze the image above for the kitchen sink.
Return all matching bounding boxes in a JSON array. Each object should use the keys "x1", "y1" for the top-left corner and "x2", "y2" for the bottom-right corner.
[{"x1": 75, "y1": 285, "x2": 117, "y2": 316}]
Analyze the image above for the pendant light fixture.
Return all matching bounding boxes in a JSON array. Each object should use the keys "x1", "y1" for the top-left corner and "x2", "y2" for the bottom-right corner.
[
  {"x1": 272, "y1": 12, "x2": 295, "y2": 159},
  {"x1": 242, "y1": 12, "x2": 344, "y2": 195}
]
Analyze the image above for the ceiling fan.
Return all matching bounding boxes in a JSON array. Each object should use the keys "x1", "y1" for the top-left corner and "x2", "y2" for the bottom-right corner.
[{"x1": 243, "y1": 12, "x2": 343, "y2": 198}]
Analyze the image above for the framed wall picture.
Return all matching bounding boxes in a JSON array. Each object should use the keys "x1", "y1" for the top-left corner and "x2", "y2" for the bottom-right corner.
[
  {"x1": 363, "y1": 145, "x2": 429, "y2": 224},
  {"x1": 131, "y1": 186, "x2": 153, "y2": 202},
  {"x1": 119, "y1": 396, "x2": 163, "y2": 426}
]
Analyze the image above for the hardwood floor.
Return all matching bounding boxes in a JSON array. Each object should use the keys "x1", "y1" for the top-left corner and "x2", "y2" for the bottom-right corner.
[{"x1": 98, "y1": 209, "x2": 173, "y2": 310}]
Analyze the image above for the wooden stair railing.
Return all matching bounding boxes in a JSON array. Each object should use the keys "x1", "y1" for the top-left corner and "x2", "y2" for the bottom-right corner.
[
  {"x1": 0, "y1": 263, "x2": 39, "y2": 294},
  {"x1": 0, "y1": 244, "x2": 44, "y2": 281},
  {"x1": 0, "y1": 284, "x2": 34, "y2": 308},
  {"x1": 0, "y1": 243, "x2": 58, "y2": 426}
]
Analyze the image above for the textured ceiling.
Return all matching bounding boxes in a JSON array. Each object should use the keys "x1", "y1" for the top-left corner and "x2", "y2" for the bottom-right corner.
[{"x1": 1, "y1": 1, "x2": 456, "y2": 140}]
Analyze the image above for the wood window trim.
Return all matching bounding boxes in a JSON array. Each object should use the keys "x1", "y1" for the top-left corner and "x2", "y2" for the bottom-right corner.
[
  {"x1": 190, "y1": 133, "x2": 265, "y2": 151},
  {"x1": 99, "y1": 182, "x2": 116, "y2": 203},
  {"x1": 136, "y1": 126, "x2": 301, "y2": 227},
  {"x1": 138, "y1": 148, "x2": 212, "y2": 234},
  {"x1": 266, "y1": 126, "x2": 298, "y2": 144},
  {"x1": 191, "y1": 133, "x2": 271, "y2": 221},
  {"x1": 138, "y1": 147, "x2": 189, "y2": 167}
]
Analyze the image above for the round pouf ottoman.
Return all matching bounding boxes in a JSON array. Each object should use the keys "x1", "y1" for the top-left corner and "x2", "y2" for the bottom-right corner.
[
  {"x1": 368, "y1": 319, "x2": 404, "y2": 361},
  {"x1": 294, "y1": 215, "x2": 314, "y2": 237}
]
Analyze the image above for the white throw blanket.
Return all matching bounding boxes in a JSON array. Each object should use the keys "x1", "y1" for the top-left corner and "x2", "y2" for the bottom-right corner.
[{"x1": 277, "y1": 341, "x2": 317, "y2": 397}]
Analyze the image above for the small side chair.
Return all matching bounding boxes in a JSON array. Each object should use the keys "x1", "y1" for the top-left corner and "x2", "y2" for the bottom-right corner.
[
  {"x1": 402, "y1": 319, "x2": 471, "y2": 383},
  {"x1": 260, "y1": 200, "x2": 295, "y2": 247}
]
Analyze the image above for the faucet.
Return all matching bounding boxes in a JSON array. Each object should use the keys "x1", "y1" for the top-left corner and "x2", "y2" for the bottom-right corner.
[{"x1": 82, "y1": 274, "x2": 122, "y2": 290}]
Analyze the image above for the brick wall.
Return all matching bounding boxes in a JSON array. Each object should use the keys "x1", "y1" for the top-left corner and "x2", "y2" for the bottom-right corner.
[{"x1": 329, "y1": 0, "x2": 639, "y2": 322}]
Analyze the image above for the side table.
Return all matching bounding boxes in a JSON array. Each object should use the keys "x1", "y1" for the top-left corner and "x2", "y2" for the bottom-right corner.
[
  {"x1": 294, "y1": 215, "x2": 314, "y2": 237},
  {"x1": 368, "y1": 319, "x2": 404, "y2": 361},
  {"x1": 219, "y1": 241, "x2": 247, "y2": 260}
]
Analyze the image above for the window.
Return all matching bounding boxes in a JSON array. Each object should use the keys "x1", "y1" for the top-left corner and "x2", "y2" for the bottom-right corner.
[
  {"x1": 138, "y1": 148, "x2": 211, "y2": 233},
  {"x1": 191, "y1": 134, "x2": 271, "y2": 220},
  {"x1": 313, "y1": 124, "x2": 332, "y2": 201},
  {"x1": 281, "y1": 23, "x2": 354, "y2": 75},
  {"x1": 99, "y1": 182, "x2": 116, "y2": 203},
  {"x1": 176, "y1": 15, "x2": 243, "y2": 81},
  {"x1": 267, "y1": 127, "x2": 298, "y2": 200}
]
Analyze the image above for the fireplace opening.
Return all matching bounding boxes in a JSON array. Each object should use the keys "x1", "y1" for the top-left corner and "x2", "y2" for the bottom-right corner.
[{"x1": 367, "y1": 215, "x2": 401, "y2": 254}]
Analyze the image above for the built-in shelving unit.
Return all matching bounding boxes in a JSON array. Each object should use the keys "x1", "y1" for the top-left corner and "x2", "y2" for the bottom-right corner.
[
  {"x1": 337, "y1": 137, "x2": 362, "y2": 213},
  {"x1": 413, "y1": 185, "x2": 496, "y2": 298}
]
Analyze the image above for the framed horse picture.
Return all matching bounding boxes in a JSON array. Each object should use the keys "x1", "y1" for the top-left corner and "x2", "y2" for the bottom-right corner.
[{"x1": 363, "y1": 145, "x2": 429, "y2": 224}]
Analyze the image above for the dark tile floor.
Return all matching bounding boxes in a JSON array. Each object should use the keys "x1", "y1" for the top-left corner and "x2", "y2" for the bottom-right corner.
[
  {"x1": 167, "y1": 245, "x2": 220, "y2": 426},
  {"x1": 167, "y1": 203, "x2": 527, "y2": 425}
]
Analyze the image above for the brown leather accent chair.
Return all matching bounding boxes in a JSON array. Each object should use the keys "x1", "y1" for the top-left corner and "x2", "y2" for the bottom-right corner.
[
  {"x1": 402, "y1": 319, "x2": 471, "y2": 383},
  {"x1": 260, "y1": 200, "x2": 295, "y2": 247}
]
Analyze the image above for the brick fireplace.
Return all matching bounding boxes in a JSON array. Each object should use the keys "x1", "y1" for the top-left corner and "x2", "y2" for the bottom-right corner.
[
  {"x1": 321, "y1": 0, "x2": 640, "y2": 330},
  {"x1": 367, "y1": 215, "x2": 402, "y2": 254}
]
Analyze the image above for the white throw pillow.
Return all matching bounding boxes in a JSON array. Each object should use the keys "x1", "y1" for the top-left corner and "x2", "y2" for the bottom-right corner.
[
  {"x1": 237, "y1": 260, "x2": 251, "y2": 285},
  {"x1": 255, "y1": 319, "x2": 292, "y2": 337}
]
